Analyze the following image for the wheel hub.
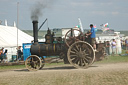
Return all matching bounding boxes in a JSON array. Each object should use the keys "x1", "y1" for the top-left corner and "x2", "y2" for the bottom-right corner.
[{"x1": 77, "y1": 51, "x2": 85, "y2": 58}]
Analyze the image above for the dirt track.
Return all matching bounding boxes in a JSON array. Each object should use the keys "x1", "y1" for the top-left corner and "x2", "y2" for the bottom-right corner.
[{"x1": 0, "y1": 63, "x2": 128, "y2": 85}]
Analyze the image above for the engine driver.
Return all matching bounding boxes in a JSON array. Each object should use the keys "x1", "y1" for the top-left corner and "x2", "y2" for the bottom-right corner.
[{"x1": 86, "y1": 24, "x2": 97, "y2": 51}]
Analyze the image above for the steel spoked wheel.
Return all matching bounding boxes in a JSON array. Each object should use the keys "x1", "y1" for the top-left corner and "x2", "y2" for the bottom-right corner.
[
  {"x1": 65, "y1": 29, "x2": 84, "y2": 47},
  {"x1": 67, "y1": 41, "x2": 95, "y2": 69},
  {"x1": 39, "y1": 56, "x2": 45, "y2": 70},
  {"x1": 25, "y1": 55, "x2": 41, "y2": 71}
]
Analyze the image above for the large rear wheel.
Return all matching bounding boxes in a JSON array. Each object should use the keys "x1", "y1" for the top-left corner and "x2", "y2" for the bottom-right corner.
[{"x1": 67, "y1": 41, "x2": 95, "y2": 69}]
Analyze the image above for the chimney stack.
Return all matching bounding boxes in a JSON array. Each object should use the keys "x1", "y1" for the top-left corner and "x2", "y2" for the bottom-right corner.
[{"x1": 32, "y1": 21, "x2": 38, "y2": 43}]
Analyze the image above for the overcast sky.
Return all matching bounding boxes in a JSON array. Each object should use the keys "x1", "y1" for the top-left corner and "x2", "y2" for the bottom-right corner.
[{"x1": 0, "y1": 0, "x2": 128, "y2": 31}]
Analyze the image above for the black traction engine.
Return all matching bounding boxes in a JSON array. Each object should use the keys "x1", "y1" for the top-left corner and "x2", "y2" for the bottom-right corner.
[{"x1": 25, "y1": 20, "x2": 106, "y2": 71}]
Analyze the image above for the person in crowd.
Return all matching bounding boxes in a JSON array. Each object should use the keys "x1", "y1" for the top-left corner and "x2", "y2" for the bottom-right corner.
[
  {"x1": 106, "y1": 41, "x2": 110, "y2": 55},
  {"x1": 99, "y1": 41, "x2": 102, "y2": 44},
  {"x1": 3, "y1": 49, "x2": 8, "y2": 63},
  {"x1": 125, "y1": 38, "x2": 128, "y2": 50},
  {"x1": 0, "y1": 47, "x2": 4, "y2": 63},
  {"x1": 121, "y1": 40, "x2": 123, "y2": 49},
  {"x1": 111, "y1": 39, "x2": 117, "y2": 55},
  {"x1": 122, "y1": 40, "x2": 126, "y2": 50},
  {"x1": 17, "y1": 46, "x2": 23, "y2": 61},
  {"x1": 0, "y1": 50, "x2": 3, "y2": 63},
  {"x1": 86, "y1": 24, "x2": 97, "y2": 51}
]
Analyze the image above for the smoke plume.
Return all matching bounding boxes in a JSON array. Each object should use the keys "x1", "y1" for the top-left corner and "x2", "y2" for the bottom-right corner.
[{"x1": 31, "y1": 0, "x2": 54, "y2": 21}]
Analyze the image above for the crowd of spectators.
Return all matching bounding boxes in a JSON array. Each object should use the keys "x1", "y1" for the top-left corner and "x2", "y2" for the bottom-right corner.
[
  {"x1": 0, "y1": 46, "x2": 23, "y2": 63},
  {"x1": 104, "y1": 38, "x2": 128, "y2": 56},
  {"x1": 121, "y1": 38, "x2": 128, "y2": 50}
]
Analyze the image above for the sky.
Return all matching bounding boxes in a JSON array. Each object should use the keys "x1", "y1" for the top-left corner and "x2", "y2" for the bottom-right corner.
[{"x1": 0, "y1": 0, "x2": 128, "y2": 31}]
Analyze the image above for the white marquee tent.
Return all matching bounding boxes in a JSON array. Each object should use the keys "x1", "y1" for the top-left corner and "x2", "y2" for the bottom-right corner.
[
  {"x1": 0, "y1": 21, "x2": 33, "y2": 61},
  {"x1": 0, "y1": 26, "x2": 33, "y2": 47}
]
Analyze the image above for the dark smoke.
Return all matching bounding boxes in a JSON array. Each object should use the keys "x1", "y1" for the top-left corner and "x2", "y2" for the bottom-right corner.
[{"x1": 31, "y1": 0, "x2": 54, "y2": 21}]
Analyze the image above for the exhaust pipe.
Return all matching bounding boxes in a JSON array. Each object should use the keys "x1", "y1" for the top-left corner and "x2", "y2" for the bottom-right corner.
[{"x1": 32, "y1": 21, "x2": 38, "y2": 43}]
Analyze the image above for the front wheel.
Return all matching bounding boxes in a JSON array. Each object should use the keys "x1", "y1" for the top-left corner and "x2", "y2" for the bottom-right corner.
[
  {"x1": 39, "y1": 56, "x2": 45, "y2": 70},
  {"x1": 25, "y1": 55, "x2": 41, "y2": 71}
]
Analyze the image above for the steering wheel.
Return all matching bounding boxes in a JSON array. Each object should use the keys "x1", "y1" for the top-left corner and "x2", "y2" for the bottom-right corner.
[{"x1": 64, "y1": 29, "x2": 84, "y2": 47}]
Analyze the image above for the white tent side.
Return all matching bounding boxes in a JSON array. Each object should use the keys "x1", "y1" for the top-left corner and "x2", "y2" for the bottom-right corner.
[
  {"x1": 0, "y1": 25, "x2": 33, "y2": 61},
  {"x1": 0, "y1": 25, "x2": 33, "y2": 47}
]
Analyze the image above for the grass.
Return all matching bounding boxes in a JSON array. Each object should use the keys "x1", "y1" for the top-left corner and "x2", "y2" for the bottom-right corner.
[
  {"x1": 96, "y1": 55, "x2": 128, "y2": 64},
  {"x1": 0, "y1": 65, "x2": 25, "y2": 71},
  {"x1": 96, "y1": 49, "x2": 128, "y2": 64},
  {"x1": 0, "y1": 51, "x2": 128, "y2": 70}
]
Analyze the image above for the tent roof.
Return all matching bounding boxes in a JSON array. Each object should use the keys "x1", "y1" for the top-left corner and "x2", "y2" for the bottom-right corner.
[{"x1": 0, "y1": 25, "x2": 33, "y2": 47}]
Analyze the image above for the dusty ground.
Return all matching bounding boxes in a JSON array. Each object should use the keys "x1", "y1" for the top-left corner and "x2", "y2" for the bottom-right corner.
[{"x1": 0, "y1": 63, "x2": 128, "y2": 85}]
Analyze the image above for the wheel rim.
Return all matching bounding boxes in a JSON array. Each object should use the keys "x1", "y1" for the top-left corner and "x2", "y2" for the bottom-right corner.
[
  {"x1": 39, "y1": 56, "x2": 45, "y2": 69},
  {"x1": 67, "y1": 41, "x2": 95, "y2": 69},
  {"x1": 65, "y1": 29, "x2": 84, "y2": 47},
  {"x1": 25, "y1": 55, "x2": 41, "y2": 71}
]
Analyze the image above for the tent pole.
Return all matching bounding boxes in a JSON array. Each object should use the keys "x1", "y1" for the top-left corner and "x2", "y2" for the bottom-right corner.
[{"x1": 17, "y1": 2, "x2": 19, "y2": 62}]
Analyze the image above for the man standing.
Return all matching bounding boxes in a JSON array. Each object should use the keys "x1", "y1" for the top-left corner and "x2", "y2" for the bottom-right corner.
[
  {"x1": 17, "y1": 46, "x2": 23, "y2": 61},
  {"x1": 125, "y1": 38, "x2": 128, "y2": 50},
  {"x1": 86, "y1": 24, "x2": 96, "y2": 51},
  {"x1": 111, "y1": 39, "x2": 117, "y2": 55},
  {"x1": 106, "y1": 41, "x2": 110, "y2": 55}
]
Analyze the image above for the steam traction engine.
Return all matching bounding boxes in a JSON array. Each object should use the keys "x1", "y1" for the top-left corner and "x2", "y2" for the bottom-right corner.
[{"x1": 25, "y1": 21, "x2": 106, "y2": 71}]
